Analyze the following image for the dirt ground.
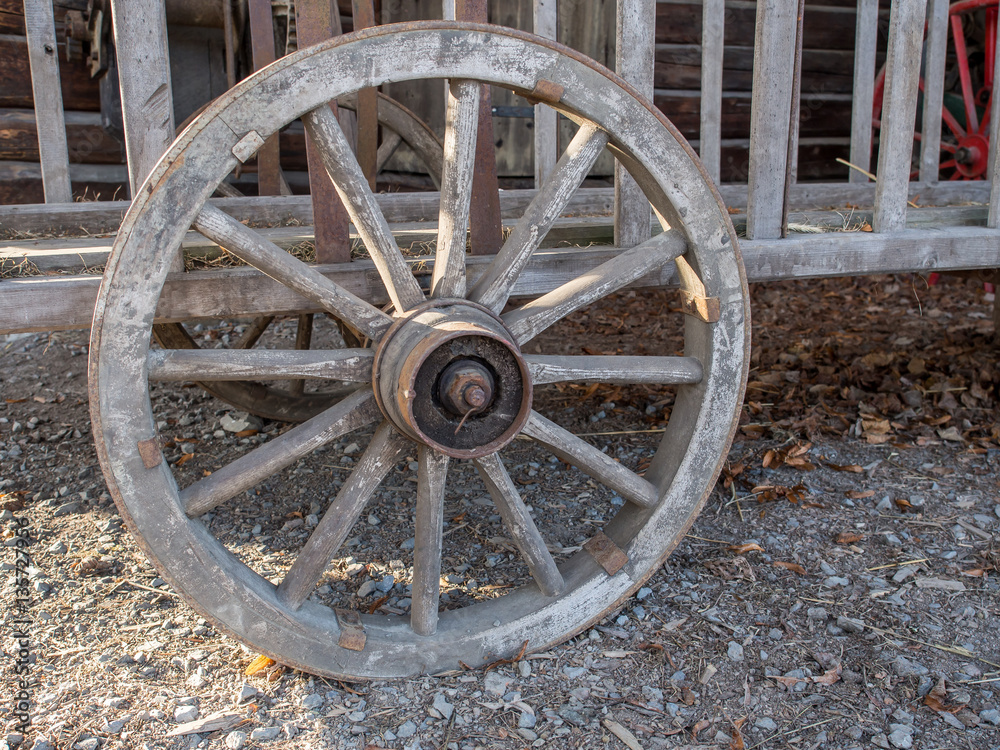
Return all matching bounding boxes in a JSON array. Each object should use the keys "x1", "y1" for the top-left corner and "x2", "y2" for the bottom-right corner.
[{"x1": 2, "y1": 274, "x2": 999, "y2": 750}]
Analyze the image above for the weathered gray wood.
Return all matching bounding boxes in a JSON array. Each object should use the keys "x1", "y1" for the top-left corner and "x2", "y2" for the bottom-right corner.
[
  {"x1": 10, "y1": 177, "x2": 1000, "y2": 238},
  {"x1": 920, "y1": 0, "x2": 949, "y2": 184},
  {"x1": 989, "y1": 26, "x2": 1000, "y2": 228},
  {"x1": 109, "y1": 0, "x2": 175, "y2": 195},
  {"x1": 146, "y1": 348, "x2": 373, "y2": 382},
  {"x1": 411, "y1": 446, "x2": 449, "y2": 636},
  {"x1": 523, "y1": 411, "x2": 658, "y2": 508},
  {"x1": 470, "y1": 124, "x2": 609, "y2": 313},
  {"x1": 849, "y1": 0, "x2": 879, "y2": 184},
  {"x1": 85, "y1": 24, "x2": 749, "y2": 679},
  {"x1": 23, "y1": 0, "x2": 71, "y2": 203},
  {"x1": 533, "y1": 0, "x2": 558, "y2": 187},
  {"x1": 746, "y1": 0, "x2": 799, "y2": 239},
  {"x1": 614, "y1": 0, "x2": 655, "y2": 248},
  {"x1": 277, "y1": 422, "x2": 408, "y2": 610},
  {"x1": 474, "y1": 453, "x2": 565, "y2": 598},
  {"x1": 501, "y1": 230, "x2": 687, "y2": 345},
  {"x1": 699, "y1": 0, "x2": 724, "y2": 184},
  {"x1": 181, "y1": 389, "x2": 380, "y2": 517},
  {"x1": 235, "y1": 315, "x2": 274, "y2": 349},
  {"x1": 303, "y1": 104, "x2": 425, "y2": 312},
  {"x1": 873, "y1": 0, "x2": 926, "y2": 232},
  {"x1": 431, "y1": 80, "x2": 480, "y2": 299},
  {"x1": 525, "y1": 354, "x2": 703, "y2": 385},
  {"x1": 13, "y1": 222, "x2": 1000, "y2": 336},
  {"x1": 193, "y1": 204, "x2": 393, "y2": 340}
]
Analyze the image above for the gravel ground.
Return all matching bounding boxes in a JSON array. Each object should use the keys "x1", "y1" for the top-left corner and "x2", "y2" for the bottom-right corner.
[{"x1": 2, "y1": 275, "x2": 999, "y2": 750}]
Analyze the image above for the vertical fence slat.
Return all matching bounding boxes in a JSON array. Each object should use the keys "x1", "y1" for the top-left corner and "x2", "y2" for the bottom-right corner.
[
  {"x1": 781, "y1": 0, "x2": 806, "y2": 237},
  {"x1": 109, "y1": 0, "x2": 175, "y2": 197},
  {"x1": 920, "y1": 0, "x2": 949, "y2": 183},
  {"x1": 849, "y1": 0, "x2": 878, "y2": 183},
  {"x1": 988, "y1": 17, "x2": 1000, "y2": 227},
  {"x1": 746, "y1": 0, "x2": 798, "y2": 240},
  {"x1": 24, "y1": 0, "x2": 72, "y2": 203},
  {"x1": 615, "y1": 0, "x2": 655, "y2": 247},
  {"x1": 534, "y1": 0, "x2": 558, "y2": 188},
  {"x1": 699, "y1": 0, "x2": 724, "y2": 184},
  {"x1": 873, "y1": 0, "x2": 926, "y2": 233},
  {"x1": 248, "y1": 0, "x2": 282, "y2": 197}
]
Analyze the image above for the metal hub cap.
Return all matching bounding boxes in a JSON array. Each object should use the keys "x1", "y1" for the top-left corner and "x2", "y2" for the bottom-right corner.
[{"x1": 373, "y1": 301, "x2": 532, "y2": 458}]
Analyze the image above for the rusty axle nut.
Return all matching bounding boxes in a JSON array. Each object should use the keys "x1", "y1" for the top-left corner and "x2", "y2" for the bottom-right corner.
[{"x1": 438, "y1": 360, "x2": 495, "y2": 416}]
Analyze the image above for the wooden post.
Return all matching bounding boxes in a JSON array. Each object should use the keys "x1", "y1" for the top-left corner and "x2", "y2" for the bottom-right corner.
[
  {"x1": 533, "y1": 0, "x2": 558, "y2": 187},
  {"x1": 746, "y1": 0, "x2": 798, "y2": 240},
  {"x1": 699, "y1": 0, "x2": 724, "y2": 184},
  {"x1": 849, "y1": 0, "x2": 878, "y2": 183},
  {"x1": 296, "y1": 0, "x2": 351, "y2": 263},
  {"x1": 987, "y1": 23, "x2": 1000, "y2": 226},
  {"x1": 614, "y1": 0, "x2": 655, "y2": 247},
  {"x1": 352, "y1": 0, "x2": 378, "y2": 190},
  {"x1": 920, "y1": 0, "x2": 949, "y2": 183},
  {"x1": 109, "y1": 0, "x2": 175, "y2": 196},
  {"x1": 457, "y1": 0, "x2": 503, "y2": 256},
  {"x1": 24, "y1": 0, "x2": 72, "y2": 203},
  {"x1": 248, "y1": 0, "x2": 282, "y2": 197},
  {"x1": 872, "y1": 0, "x2": 926, "y2": 233}
]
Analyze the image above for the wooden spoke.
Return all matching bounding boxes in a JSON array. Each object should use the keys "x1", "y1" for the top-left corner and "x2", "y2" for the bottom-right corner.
[
  {"x1": 522, "y1": 412, "x2": 658, "y2": 508},
  {"x1": 375, "y1": 131, "x2": 404, "y2": 173},
  {"x1": 526, "y1": 354, "x2": 703, "y2": 385},
  {"x1": 288, "y1": 313, "x2": 314, "y2": 398},
  {"x1": 501, "y1": 231, "x2": 687, "y2": 345},
  {"x1": 410, "y1": 446, "x2": 449, "y2": 636},
  {"x1": 235, "y1": 315, "x2": 274, "y2": 349},
  {"x1": 474, "y1": 453, "x2": 565, "y2": 597},
  {"x1": 193, "y1": 204, "x2": 392, "y2": 340},
  {"x1": 180, "y1": 388, "x2": 380, "y2": 517},
  {"x1": 147, "y1": 348, "x2": 373, "y2": 382},
  {"x1": 276, "y1": 422, "x2": 408, "y2": 610},
  {"x1": 470, "y1": 124, "x2": 610, "y2": 312},
  {"x1": 303, "y1": 104, "x2": 425, "y2": 312},
  {"x1": 431, "y1": 80, "x2": 481, "y2": 299}
]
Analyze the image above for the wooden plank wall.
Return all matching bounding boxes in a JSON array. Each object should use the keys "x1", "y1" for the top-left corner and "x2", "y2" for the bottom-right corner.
[{"x1": 0, "y1": 0, "x2": 885, "y2": 203}]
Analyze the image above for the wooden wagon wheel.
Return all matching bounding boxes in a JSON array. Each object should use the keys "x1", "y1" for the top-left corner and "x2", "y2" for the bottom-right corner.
[
  {"x1": 89, "y1": 22, "x2": 748, "y2": 678},
  {"x1": 149, "y1": 92, "x2": 445, "y2": 423}
]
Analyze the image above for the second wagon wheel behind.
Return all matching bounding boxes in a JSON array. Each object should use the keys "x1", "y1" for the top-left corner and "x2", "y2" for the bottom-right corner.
[
  {"x1": 89, "y1": 23, "x2": 749, "y2": 678},
  {"x1": 152, "y1": 91, "x2": 446, "y2": 423}
]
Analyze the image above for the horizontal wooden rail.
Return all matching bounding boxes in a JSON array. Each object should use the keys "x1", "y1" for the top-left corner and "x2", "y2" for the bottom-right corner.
[
  {"x1": 3, "y1": 182, "x2": 997, "y2": 237},
  {"x1": 4, "y1": 226, "x2": 1000, "y2": 335}
]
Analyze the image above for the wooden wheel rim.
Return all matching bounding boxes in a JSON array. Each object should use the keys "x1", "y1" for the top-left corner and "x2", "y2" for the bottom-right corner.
[{"x1": 89, "y1": 23, "x2": 749, "y2": 678}]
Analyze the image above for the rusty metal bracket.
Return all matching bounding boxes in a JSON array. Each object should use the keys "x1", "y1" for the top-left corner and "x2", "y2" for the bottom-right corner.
[
  {"x1": 679, "y1": 290, "x2": 721, "y2": 323},
  {"x1": 525, "y1": 79, "x2": 564, "y2": 106},
  {"x1": 137, "y1": 437, "x2": 162, "y2": 469},
  {"x1": 584, "y1": 532, "x2": 628, "y2": 575},
  {"x1": 335, "y1": 608, "x2": 367, "y2": 651}
]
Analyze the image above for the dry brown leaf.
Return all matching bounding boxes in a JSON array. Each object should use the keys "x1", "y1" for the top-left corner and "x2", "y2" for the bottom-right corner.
[
  {"x1": 845, "y1": 490, "x2": 875, "y2": 500},
  {"x1": 773, "y1": 561, "x2": 807, "y2": 575},
  {"x1": 235, "y1": 428, "x2": 259, "y2": 438},
  {"x1": 813, "y1": 664, "x2": 842, "y2": 686},
  {"x1": 603, "y1": 719, "x2": 643, "y2": 750},
  {"x1": 244, "y1": 655, "x2": 275, "y2": 677},
  {"x1": 961, "y1": 568, "x2": 985, "y2": 577},
  {"x1": 175, "y1": 453, "x2": 196, "y2": 466},
  {"x1": 730, "y1": 726, "x2": 745, "y2": 750},
  {"x1": 824, "y1": 462, "x2": 864, "y2": 473},
  {"x1": 836, "y1": 532, "x2": 864, "y2": 544},
  {"x1": 729, "y1": 543, "x2": 765, "y2": 555},
  {"x1": 691, "y1": 719, "x2": 711, "y2": 737},
  {"x1": 924, "y1": 677, "x2": 965, "y2": 713}
]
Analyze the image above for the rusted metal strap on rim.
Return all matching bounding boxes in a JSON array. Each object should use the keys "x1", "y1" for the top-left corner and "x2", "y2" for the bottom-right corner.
[
  {"x1": 137, "y1": 437, "x2": 162, "y2": 469},
  {"x1": 336, "y1": 608, "x2": 367, "y2": 651},
  {"x1": 584, "y1": 532, "x2": 628, "y2": 575},
  {"x1": 457, "y1": 0, "x2": 503, "y2": 256},
  {"x1": 679, "y1": 290, "x2": 721, "y2": 323},
  {"x1": 295, "y1": 0, "x2": 351, "y2": 263}
]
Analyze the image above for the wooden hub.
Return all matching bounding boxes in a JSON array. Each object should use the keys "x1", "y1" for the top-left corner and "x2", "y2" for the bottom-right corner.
[{"x1": 373, "y1": 301, "x2": 532, "y2": 458}]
